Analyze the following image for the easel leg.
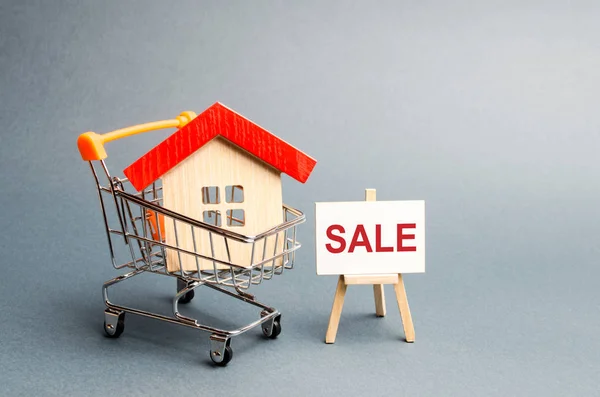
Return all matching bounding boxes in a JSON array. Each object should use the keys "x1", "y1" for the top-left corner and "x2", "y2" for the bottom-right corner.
[
  {"x1": 373, "y1": 284, "x2": 386, "y2": 317},
  {"x1": 393, "y1": 274, "x2": 415, "y2": 342},
  {"x1": 325, "y1": 275, "x2": 347, "y2": 344}
]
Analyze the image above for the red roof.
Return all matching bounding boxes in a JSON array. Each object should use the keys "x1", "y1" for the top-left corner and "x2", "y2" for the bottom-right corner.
[{"x1": 123, "y1": 102, "x2": 317, "y2": 191}]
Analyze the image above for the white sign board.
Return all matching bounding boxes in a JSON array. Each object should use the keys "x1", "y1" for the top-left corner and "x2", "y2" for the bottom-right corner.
[{"x1": 315, "y1": 200, "x2": 425, "y2": 275}]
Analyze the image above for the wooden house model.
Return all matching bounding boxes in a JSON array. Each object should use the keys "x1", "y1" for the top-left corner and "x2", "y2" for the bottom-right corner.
[{"x1": 123, "y1": 102, "x2": 317, "y2": 272}]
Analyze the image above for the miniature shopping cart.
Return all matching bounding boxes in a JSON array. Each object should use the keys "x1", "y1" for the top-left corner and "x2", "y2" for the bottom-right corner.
[{"x1": 77, "y1": 108, "x2": 315, "y2": 366}]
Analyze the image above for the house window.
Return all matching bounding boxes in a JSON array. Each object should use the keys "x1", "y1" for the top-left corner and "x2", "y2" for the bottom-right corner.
[
  {"x1": 203, "y1": 210, "x2": 222, "y2": 226},
  {"x1": 202, "y1": 186, "x2": 220, "y2": 204},
  {"x1": 225, "y1": 185, "x2": 244, "y2": 203},
  {"x1": 226, "y1": 209, "x2": 245, "y2": 227},
  {"x1": 202, "y1": 185, "x2": 244, "y2": 228}
]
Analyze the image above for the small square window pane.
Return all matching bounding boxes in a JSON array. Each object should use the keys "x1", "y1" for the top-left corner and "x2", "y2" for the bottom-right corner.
[
  {"x1": 202, "y1": 186, "x2": 220, "y2": 204},
  {"x1": 226, "y1": 209, "x2": 245, "y2": 227},
  {"x1": 203, "y1": 210, "x2": 222, "y2": 226},
  {"x1": 225, "y1": 185, "x2": 244, "y2": 203}
]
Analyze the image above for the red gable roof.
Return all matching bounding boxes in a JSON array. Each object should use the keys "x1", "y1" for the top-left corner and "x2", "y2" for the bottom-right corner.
[{"x1": 123, "y1": 102, "x2": 317, "y2": 191}]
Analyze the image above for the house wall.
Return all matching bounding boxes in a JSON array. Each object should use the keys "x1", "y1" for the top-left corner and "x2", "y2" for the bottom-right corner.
[{"x1": 161, "y1": 137, "x2": 285, "y2": 272}]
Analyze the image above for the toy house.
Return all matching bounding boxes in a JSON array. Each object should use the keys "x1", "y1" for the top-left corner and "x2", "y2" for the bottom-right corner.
[{"x1": 123, "y1": 102, "x2": 317, "y2": 272}]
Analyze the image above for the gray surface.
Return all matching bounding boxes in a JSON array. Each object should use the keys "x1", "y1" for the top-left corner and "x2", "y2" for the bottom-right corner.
[{"x1": 1, "y1": 0, "x2": 599, "y2": 395}]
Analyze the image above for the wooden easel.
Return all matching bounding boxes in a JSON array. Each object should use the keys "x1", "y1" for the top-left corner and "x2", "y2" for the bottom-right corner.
[{"x1": 324, "y1": 189, "x2": 415, "y2": 344}]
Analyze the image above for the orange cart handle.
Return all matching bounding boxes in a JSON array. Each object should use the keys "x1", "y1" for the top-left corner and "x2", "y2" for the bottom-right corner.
[{"x1": 77, "y1": 111, "x2": 197, "y2": 161}]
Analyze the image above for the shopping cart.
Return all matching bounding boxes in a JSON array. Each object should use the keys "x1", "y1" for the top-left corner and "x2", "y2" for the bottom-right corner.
[{"x1": 77, "y1": 112, "x2": 306, "y2": 366}]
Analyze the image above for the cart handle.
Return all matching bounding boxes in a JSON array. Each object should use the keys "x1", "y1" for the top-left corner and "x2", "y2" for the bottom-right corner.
[{"x1": 77, "y1": 111, "x2": 197, "y2": 161}]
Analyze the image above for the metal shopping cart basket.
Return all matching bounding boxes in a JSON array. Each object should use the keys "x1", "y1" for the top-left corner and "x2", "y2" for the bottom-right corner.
[{"x1": 77, "y1": 110, "x2": 310, "y2": 366}]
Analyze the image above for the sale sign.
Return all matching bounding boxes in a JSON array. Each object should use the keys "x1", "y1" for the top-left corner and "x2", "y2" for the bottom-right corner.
[{"x1": 315, "y1": 200, "x2": 425, "y2": 275}]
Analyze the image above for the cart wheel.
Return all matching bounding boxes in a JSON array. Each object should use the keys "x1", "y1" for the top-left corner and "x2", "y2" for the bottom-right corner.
[
  {"x1": 263, "y1": 319, "x2": 282, "y2": 339},
  {"x1": 210, "y1": 346, "x2": 233, "y2": 366},
  {"x1": 177, "y1": 279, "x2": 195, "y2": 304},
  {"x1": 103, "y1": 314, "x2": 125, "y2": 338},
  {"x1": 178, "y1": 289, "x2": 195, "y2": 304}
]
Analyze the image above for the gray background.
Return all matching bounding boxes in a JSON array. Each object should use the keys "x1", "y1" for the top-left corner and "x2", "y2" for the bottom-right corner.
[{"x1": 1, "y1": 0, "x2": 599, "y2": 396}]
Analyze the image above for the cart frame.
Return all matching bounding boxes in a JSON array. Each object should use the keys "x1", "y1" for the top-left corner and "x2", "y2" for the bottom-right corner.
[{"x1": 79, "y1": 113, "x2": 306, "y2": 366}]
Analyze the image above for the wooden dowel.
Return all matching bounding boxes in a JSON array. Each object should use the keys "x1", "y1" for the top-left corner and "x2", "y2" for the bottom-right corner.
[
  {"x1": 325, "y1": 275, "x2": 347, "y2": 344},
  {"x1": 394, "y1": 274, "x2": 415, "y2": 342}
]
